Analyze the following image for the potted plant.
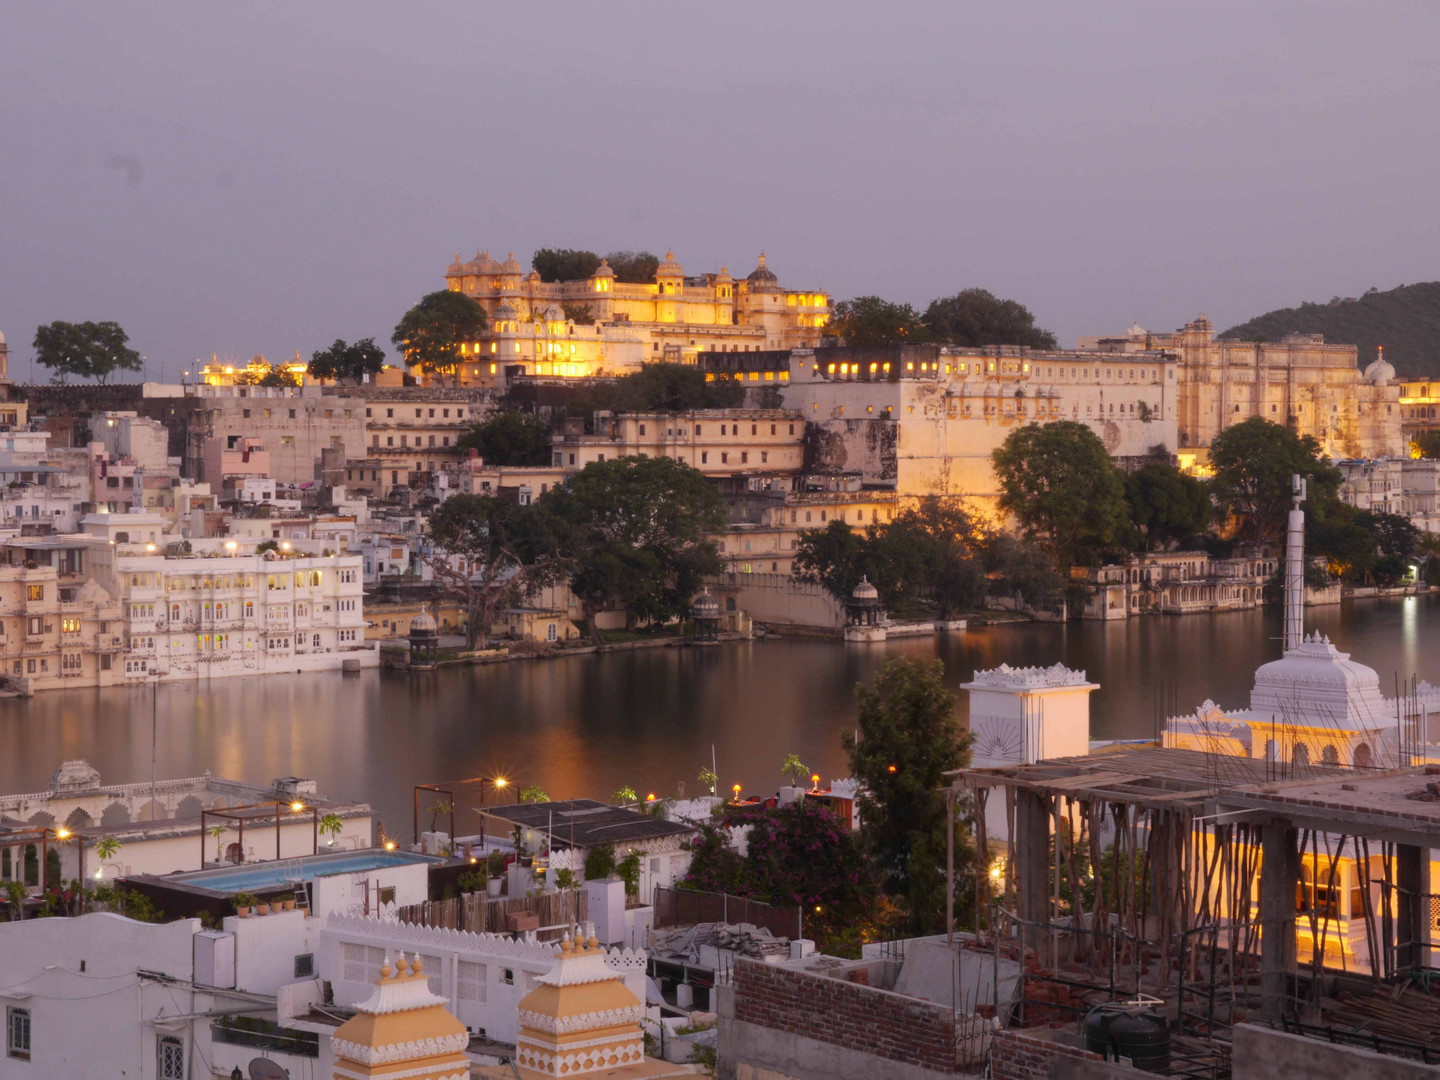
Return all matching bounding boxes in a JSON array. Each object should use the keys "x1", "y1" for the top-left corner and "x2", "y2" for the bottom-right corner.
[
  {"x1": 282, "y1": 893, "x2": 297, "y2": 912},
  {"x1": 233, "y1": 892, "x2": 258, "y2": 918},
  {"x1": 253, "y1": 897, "x2": 271, "y2": 916},
  {"x1": 616, "y1": 850, "x2": 642, "y2": 901},
  {"x1": 318, "y1": 812, "x2": 344, "y2": 847},
  {"x1": 207, "y1": 823, "x2": 229, "y2": 863},
  {"x1": 486, "y1": 849, "x2": 507, "y2": 898}
]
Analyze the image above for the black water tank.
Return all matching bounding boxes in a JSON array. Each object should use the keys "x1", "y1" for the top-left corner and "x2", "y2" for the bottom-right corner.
[{"x1": 1107, "y1": 1012, "x2": 1170, "y2": 1073}]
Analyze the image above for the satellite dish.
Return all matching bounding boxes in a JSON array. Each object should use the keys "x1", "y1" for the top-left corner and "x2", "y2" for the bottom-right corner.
[{"x1": 249, "y1": 1059, "x2": 288, "y2": 1080}]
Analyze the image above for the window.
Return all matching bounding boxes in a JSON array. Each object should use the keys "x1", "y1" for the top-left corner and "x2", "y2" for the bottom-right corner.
[
  {"x1": 501, "y1": 968, "x2": 515, "y2": 985},
  {"x1": 457, "y1": 961, "x2": 487, "y2": 1002},
  {"x1": 158, "y1": 1035, "x2": 184, "y2": 1080},
  {"x1": 61, "y1": 617, "x2": 81, "y2": 635},
  {"x1": 386, "y1": 408, "x2": 394, "y2": 418},
  {"x1": 6, "y1": 1007, "x2": 29, "y2": 1061},
  {"x1": 242, "y1": 408, "x2": 251, "y2": 419},
  {"x1": 26, "y1": 585, "x2": 42, "y2": 602},
  {"x1": 26, "y1": 617, "x2": 42, "y2": 636},
  {"x1": 294, "y1": 953, "x2": 315, "y2": 978},
  {"x1": 288, "y1": 408, "x2": 296, "y2": 419},
  {"x1": 313, "y1": 633, "x2": 321, "y2": 649}
]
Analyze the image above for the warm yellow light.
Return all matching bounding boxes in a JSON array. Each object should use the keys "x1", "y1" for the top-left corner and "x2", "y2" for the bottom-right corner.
[
  {"x1": 280, "y1": 542, "x2": 291, "y2": 551},
  {"x1": 94, "y1": 869, "x2": 104, "y2": 880},
  {"x1": 990, "y1": 864, "x2": 1003, "y2": 881},
  {"x1": 732, "y1": 783, "x2": 742, "y2": 795},
  {"x1": 646, "y1": 793, "x2": 656, "y2": 802},
  {"x1": 811, "y1": 773, "x2": 820, "y2": 786},
  {"x1": 384, "y1": 840, "x2": 396, "y2": 851},
  {"x1": 290, "y1": 801, "x2": 304, "y2": 812},
  {"x1": 887, "y1": 764, "x2": 897, "y2": 773},
  {"x1": 145, "y1": 543, "x2": 156, "y2": 553},
  {"x1": 494, "y1": 776, "x2": 508, "y2": 788},
  {"x1": 225, "y1": 541, "x2": 238, "y2": 551},
  {"x1": 56, "y1": 827, "x2": 71, "y2": 839},
  {"x1": 469, "y1": 856, "x2": 478, "y2": 864}
]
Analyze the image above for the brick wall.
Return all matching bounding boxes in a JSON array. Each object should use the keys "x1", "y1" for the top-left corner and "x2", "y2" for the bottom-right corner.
[
  {"x1": 732, "y1": 957, "x2": 959, "y2": 1073},
  {"x1": 989, "y1": 1029, "x2": 1102, "y2": 1080}
]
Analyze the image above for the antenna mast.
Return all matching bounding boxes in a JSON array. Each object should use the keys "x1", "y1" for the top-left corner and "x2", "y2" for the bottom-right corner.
[{"x1": 1284, "y1": 474, "x2": 1307, "y2": 653}]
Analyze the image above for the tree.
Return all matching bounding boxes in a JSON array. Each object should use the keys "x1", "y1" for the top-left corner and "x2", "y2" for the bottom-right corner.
[
  {"x1": 780, "y1": 754, "x2": 809, "y2": 787},
  {"x1": 207, "y1": 823, "x2": 229, "y2": 861},
  {"x1": 698, "y1": 766, "x2": 719, "y2": 797},
  {"x1": 982, "y1": 535, "x2": 1067, "y2": 612},
  {"x1": 845, "y1": 658, "x2": 971, "y2": 934},
  {"x1": 318, "y1": 813, "x2": 345, "y2": 845},
  {"x1": 392, "y1": 291, "x2": 487, "y2": 386},
  {"x1": 561, "y1": 302, "x2": 596, "y2": 325},
  {"x1": 457, "y1": 410, "x2": 553, "y2": 466},
  {"x1": 233, "y1": 360, "x2": 299, "y2": 387},
  {"x1": 605, "y1": 250, "x2": 660, "y2": 284},
  {"x1": 94, "y1": 835, "x2": 121, "y2": 862},
  {"x1": 921, "y1": 288, "x2": 1057, "y2": 349},
  {"x1": 829, "y1": 296, "x2": 927, "y2": 346},
  {"x1": 611, "y1": 786, "x2": 638, "y2": 806},
  {"x1": 1411, "y1": 432, "x2": 1440, "y2": 460},
  {"x1": 532, "y1": 248, "x2": 602, "y2": 282},
  {"x1": 308, "y1": 338, "x2": 386, "y2": 383},
  {"x1": 1208, "y1": 418, "x2": 1342, "y2": 545},
  {"x1": 425, "y1": 494, "x2": 568, "y2": 649},
  {"x1": 876, "y1": 500, "x2": 987, "y2": 617},
  {"x1": 992, "y1": 421, "x2": 1129, "y2": 568},
  {"x1": 520, "y1": 786, "x2": 549, "y2": 804},
  {"x1": 792, "y1": 520, "x2": 869, "y2": 601},
  {"x1": 546, "y1": 456, "x2": 725, "y2": 642},
  {"x1": 33, "y1": 321, "x2": 143, "y2": 384},
  {"x1": 1125, "y1": 451, "x2": 1213, "y2": 550}
]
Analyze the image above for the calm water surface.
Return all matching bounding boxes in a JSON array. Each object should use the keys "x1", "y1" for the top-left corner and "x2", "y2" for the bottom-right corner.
[{"x1": 1, "y1": 597, "x2": 1435, "y2": 834}]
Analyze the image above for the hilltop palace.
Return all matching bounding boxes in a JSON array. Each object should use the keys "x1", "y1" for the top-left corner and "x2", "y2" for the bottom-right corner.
[{"x1": 435, "y1": 249, "x2": 830, "y2": 386}]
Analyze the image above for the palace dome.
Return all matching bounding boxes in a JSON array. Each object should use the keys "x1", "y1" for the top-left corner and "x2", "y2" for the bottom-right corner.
[
  {"x1": 1364, "y1": 351, "x2": 1395, "y2": 385},
  {"x1": 543, "y1": 304, "x2": 565, "y2": 322},
  {"x1": 446, "y1": 253, "x2": 465, "y2": 276},
  {"x1": 494, "y1": 301, "x2": 519, "y2": 321},
  {"x1": 656, "y1": 249, "x2": 684, "y2": 277},
  {"x1": 691, "y1": 588, "x2": 720, "y2": 618},
  {"x1": 468, "y1": 250, "x2": 501, "y2": 275},
  {"x1": 409, "y1": 611, "x2": 437, "y2": 635},
  {"x1": 592, "y1": 259, "x2": 615, "y2": 279},
  {"x1": 747, "y1": 252, "x2": 779, "y2": 288},
  {"x1": 501, "y1": 251, "x2": 524, "y2": 274},
  {"x1": 513, "y1": 934, "x2": 646, "y2": 1077},
  {"x1": 527, "y1": 269, "x2": 541, "y2": 284}
]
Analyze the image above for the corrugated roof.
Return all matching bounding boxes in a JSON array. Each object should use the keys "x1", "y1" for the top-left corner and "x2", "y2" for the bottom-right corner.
[{"x1": 482, "y1": 799, "x2": 695, "y2": 849}]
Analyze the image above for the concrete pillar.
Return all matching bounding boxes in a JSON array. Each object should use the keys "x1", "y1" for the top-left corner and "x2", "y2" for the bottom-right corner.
[
  {"x1": 1014, "y1": 790, "x2": 1051, "y2": 959},
  {"x1": 1395, "y1": 843, "x2": 1431, "y2": 971},
  {"x1": 1260, "y1": 825, "x2": 1299, "y2": 1021}
]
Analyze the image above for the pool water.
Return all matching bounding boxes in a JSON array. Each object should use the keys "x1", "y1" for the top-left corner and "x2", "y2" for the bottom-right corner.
[{"x1": 174, "y1": 850, "x2": 442, "y2": 894}]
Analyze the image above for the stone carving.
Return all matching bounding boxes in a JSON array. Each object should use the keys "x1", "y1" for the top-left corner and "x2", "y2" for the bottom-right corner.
[
  {"x1": 518, "y1": 1005, "x2": 644, "y2": 1034},
  {"x1": 331, "y1": 1031, "x2": 469, "y2": 1065}
]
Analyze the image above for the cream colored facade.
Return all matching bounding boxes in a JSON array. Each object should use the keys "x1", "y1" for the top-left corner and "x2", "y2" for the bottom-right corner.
[
  {"x1": 1083, "y1": 318, "x2": 1403, "y2": 457},
  {"x1": 1399, "y1": 377, "x2": 1440, "y2": 444},
  {"x1": 0, "y1": 554, "x2": 124, "y2": 692},
  {"x1": 551, "y1": 409, "x2": 804, "y2": 477},
  {"x1": 435, "y1": 249, "x2": 829, "y2": 387},
  {"x1": 781, "y1": 344, "x2": 1179, "y2": 513},
  {"x1": 720, "y1": 489, "x2": 900, "y2": 575}
]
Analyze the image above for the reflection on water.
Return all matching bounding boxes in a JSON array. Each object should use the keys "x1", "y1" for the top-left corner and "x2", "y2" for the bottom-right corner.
[{"x1": 1, "y1": 596, "x2": 1436, "y2": 834}]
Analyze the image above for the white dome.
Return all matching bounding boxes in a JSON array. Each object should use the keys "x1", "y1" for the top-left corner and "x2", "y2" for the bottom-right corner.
[
  {"x1": 410, "y1": 611, "x2": 437, "y2": 634},
  {"x1": 1249, "y1": 633, "x2": 1388, "y2": 732},
  {"x1": 1364, "y1": 353, "x2": 1395, "y2": 385}
]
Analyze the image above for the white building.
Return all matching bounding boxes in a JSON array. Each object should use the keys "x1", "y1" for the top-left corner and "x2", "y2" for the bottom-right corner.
[
  {"x1": 0, "y1": 760, "x2": 373, "y2": 890},
  {"x1": 77, "y1": 517, "x2": 376, "y2": 681}
]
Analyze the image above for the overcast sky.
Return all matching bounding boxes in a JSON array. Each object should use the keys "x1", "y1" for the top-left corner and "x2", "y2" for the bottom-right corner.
[{"x1": 4, "y1": 1, "x2": 1438, "y2": 380}]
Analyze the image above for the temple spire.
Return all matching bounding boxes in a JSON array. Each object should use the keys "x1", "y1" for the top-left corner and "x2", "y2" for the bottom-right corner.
[{"x1": 1284, "y1": 473, "x2": 1307, "y2": 653}]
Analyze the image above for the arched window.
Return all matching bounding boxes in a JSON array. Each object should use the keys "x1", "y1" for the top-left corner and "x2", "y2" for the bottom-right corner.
[
  {"x1": 1321, "y1": 744, "x2": 1339, "y2": 765},
  {"x1": 1292, "y1": 742, "x2": 1310, "y2": 765},
  {"x1": 115, "y1": 532, "x2": 130, "y2": 543},
  {"x1": 1353, "y1": 743, "x2": 1374, "y2": 768}
]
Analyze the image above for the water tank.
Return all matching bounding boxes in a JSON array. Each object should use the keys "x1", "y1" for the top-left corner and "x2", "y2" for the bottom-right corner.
[{"x1": 1084, "y1": 1007, "x2": 1169, "y2": 1073}]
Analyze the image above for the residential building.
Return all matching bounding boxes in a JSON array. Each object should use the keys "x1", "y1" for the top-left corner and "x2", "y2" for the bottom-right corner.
[
  {"x1": 1398, "y1": 376, "x2": 1440, "y2": 444},
  {"x1": 1078, "y1": 550, "x2": 1282, "y2": 620},
  {"x1": 336, "y1": 386, "x2": 487, "y2": 479},
  {"x1": 1337, "y1": 457, "x2": 1440, "y2": 532},
  {"x1": 1083, "y1": 318, "x2": 1404, "y2": 458},
  {"x1": 76, "y1": 521, "x2": 376, "y2": 681},
  {"x1": 436, "y1": 249, "x2": 830, "y2": 387},
  {"x1": 92, "y1": 411, "x2": 172, "y2": 472},
  {"x1": 719, "y1": 486, "x2": 900, "y2": 575},
  {"x1": 185, "y1": 385, "x2": 367, "y2": 484},
  {"x1": 550, "y1": 409, "x2": 804, "y2": 478}
]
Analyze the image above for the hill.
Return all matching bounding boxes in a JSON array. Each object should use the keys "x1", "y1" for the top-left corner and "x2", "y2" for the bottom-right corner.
[{"x1": 1220, "y1": 281, "x2": 1440, "y2": 378}]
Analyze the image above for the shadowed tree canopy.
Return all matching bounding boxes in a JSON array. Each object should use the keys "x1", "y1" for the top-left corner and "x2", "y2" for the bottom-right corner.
[
  {"x1": 307, "y1": 337, "x2": 386, "y2": 383},
  {"x1": 426, "y1": 494, "x2": 567, "y2": 649},
  {"x1": 543, "y1": 456, "x2": 725, "y2": 642},
  {"x1": 845, "y1": 657, "x2": 972, "y2": 935},
  {"x1": 233, "y1": 360, "x2": 299, "y2": 388},
  {"x1": 558, "y1": 362, "x2": 746, "y2": 414},
  {"x1": 1207, "y1": 417, "x2": 1342, "y2": 545},
  {"x1": 391, "y1": 291, "x2": 487, "y2": 385},
  {"x1": 604, "y1": 251, "x2": 660, "y2": 284},
  {"x1": 921, "y1": 288, "x2": 1058, "y2": 349},
  {"x1": 1125, "y1": 449, "x2": 1212, "y2": 551},
  {"x1": 830, "y1": 296, "x2": 928, "y2": 347},
  {"x1": 33, "y1": 320, "x2": 143, "y2": 384},
  {"x1": 457, "y1": 410, "x2": 553, "y2": 466},
  {"x1": 992, "y1": 421, "x2": 1129, "y2": 568},
  {"x1": 531, "y1": 248, "x2": 602, "y2": 282},
  {"x1": 792, "y1": 519, "x2": 869, "y2": 600}
]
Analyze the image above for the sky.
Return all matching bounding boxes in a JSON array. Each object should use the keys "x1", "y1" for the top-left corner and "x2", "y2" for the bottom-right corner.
[{"x1": 4, "y1": 1, "x2": 1439, "y2": 381}]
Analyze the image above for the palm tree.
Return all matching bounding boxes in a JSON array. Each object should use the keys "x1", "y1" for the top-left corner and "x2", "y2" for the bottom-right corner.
[
  {"x1": 5, "y1": 880, "x2": 25, "y2": 921},
  {"x1": 610, "y1": 786, "x2": 638, "y2": 806},
  {"x1": 427, "y1": 798, "x2": 453, "y2": 833},
  {"x1": 318, "y1": 813, "x2": 344, "y2": 847},
  {"x1": 207, "y1": 823, "x2": 229, "y2": 862},
  {"x1": 93, "y1": 836, "x2": 121, "y2": 879}
]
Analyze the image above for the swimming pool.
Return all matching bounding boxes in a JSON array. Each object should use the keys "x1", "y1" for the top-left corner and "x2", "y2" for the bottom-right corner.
[{"x1": 172, "y1": 850, "x2": 444, "y2": 894}]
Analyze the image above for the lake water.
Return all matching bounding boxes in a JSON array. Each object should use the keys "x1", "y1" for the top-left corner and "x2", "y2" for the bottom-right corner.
[{"x1": 1, "y1": 596, "x2": 1436, "y2": 835}]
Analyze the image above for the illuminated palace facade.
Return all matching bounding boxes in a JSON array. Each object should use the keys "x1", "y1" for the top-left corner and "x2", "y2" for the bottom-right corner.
[{"x1": 434, "y1": 249, "x2": 830, "y2": 387}]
